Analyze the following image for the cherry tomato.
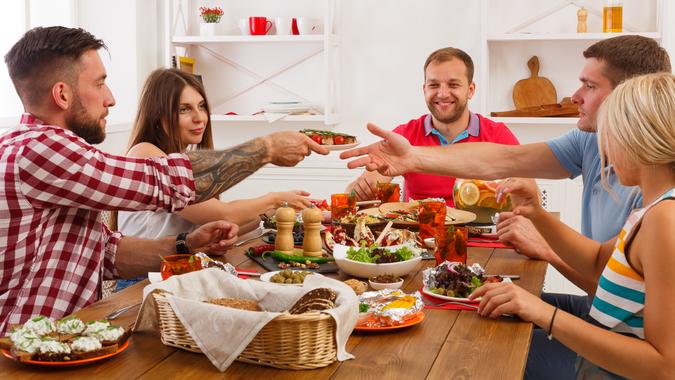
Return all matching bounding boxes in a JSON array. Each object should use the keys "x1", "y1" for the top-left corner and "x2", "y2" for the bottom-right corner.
[{"x1": 333, "y1": 135, "x2": 345, "y2": 145}]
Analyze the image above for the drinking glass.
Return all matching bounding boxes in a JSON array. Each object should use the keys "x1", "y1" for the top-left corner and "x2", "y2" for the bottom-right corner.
[
  {"x1": 331, "y1": 193, "x2": 356, "y2": 220},
  {"x1": 160, "y1": 254, "x2": 202, "y2": 280},
  {"x1": 375, "y1": 182, "x2": 401, "y2": 203},
  {"x1": 434, "y1": 226, "x2": 468, "y2": 265},
  {"x1": 418, "y1": 199, "x2": 446, "y2": 240}
]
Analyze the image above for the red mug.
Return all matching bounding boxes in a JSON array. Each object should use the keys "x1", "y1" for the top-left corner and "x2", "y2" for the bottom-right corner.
[
  {"x1": 249, "y1": 17, "x2": 272, "y2": 35},
  {"x1": 291, "y1": 18, "x2": 300, "y2": 35}
]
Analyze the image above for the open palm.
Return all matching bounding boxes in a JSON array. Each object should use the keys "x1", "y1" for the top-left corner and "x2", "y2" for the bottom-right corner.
[{"x1": 340, "y1": 123, "x2": 414, "y2": 177}]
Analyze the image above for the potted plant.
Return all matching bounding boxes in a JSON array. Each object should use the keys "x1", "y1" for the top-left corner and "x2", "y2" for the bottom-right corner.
[{"x1": 199, "y1": 6, "x2": 223, "y2": 36}]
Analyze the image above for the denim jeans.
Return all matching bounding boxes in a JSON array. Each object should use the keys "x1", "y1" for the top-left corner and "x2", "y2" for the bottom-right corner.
[
  {"x1": 115, "y1": 276, "x2": 145, "y2": 291},
  {"x1": 524, "y1": 293, "x2": 591, "y2": 380}
]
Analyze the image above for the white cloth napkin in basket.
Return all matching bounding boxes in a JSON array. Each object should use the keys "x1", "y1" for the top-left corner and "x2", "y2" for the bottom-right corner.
[{"x1": 133, "y1": 268, "x2": 357, "y2": 371}]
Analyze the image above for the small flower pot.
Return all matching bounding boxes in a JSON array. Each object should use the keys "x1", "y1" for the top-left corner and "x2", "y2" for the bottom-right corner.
[{"x1": 200, "y1": 23, "x2": 218, "y2": 36}]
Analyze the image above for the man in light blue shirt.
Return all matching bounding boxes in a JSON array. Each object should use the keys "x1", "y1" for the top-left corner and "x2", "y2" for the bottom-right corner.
[
  {"x1": 341, "y1": 35, "x2": 670, "y2": 379},
  {"x1": 547, "y1": 129, "x2": 642, "y2": 243}
]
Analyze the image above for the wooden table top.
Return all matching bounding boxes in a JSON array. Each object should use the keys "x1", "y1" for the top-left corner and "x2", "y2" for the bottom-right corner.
[{"x1": 0, "y1": 243, "x2": 547, "y2": 380}]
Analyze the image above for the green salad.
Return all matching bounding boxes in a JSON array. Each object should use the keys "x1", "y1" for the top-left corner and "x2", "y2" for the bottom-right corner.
[{"x1": 346, "y1": 244, "x2": 415, "y2": 264}]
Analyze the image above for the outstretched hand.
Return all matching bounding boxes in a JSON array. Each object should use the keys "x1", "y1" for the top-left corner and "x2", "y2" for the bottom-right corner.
[
  {"x1": 188, "y1": 220, "x2": 239, "y2": 256},
  {"x1": 266, "y1": 131, "x2": 329, "y2": 167},
  {"x1": 340, "y1": 123, "x2": 415, "y2": 177}
]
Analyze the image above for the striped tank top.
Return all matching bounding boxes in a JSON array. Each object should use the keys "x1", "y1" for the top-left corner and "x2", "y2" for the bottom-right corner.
[{"x1": 577, "y1": 188, "x2": 674, "y2": 379}]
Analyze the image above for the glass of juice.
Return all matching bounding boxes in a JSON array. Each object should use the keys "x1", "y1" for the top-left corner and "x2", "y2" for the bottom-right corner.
[
  {"x1": 417, "y1": 199, "x2": 446, "y2": 241},
  {"x1": 375, "y1": 182, "x2": 401, "y2": 203},
  {"x1": 160, "y1": 254, "x2": 202, "y2": 280},
  {"x1": 331, "y1": 192, "x2": 356, "y2": 220},
  {"x1": 434, "y1": 226, "x2": 468, "y2": 265}
]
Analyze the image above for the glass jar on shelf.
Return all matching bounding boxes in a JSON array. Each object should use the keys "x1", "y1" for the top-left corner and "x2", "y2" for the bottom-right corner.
[{"x1": 603, "y1": 0, "x2": 623, "y2": 33}]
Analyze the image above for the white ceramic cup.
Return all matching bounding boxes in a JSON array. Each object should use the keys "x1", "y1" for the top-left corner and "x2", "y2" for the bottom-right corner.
[
  {"x1": 296, "y1": 17, "x2": 321, "y2": 35},
  {"x1": 238, "y1": 18, "x2": 250, "y2": 35},
  {"x1": 275, "y1": 17, "x2": 291, "y2": 35}
]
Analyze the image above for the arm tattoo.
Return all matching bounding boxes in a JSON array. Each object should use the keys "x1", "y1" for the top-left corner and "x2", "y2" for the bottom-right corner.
[{"x1": 187, "y1": 138, "x2": 268, "y2": 202}]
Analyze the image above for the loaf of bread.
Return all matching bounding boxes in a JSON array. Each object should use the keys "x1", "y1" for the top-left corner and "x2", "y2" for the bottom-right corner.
[
  {"x1": 204, "y1": 298, "x2": 262, "y2": 311},
  {"x1": 289, "y1": 288, "x2": 337, "y2": 314}
]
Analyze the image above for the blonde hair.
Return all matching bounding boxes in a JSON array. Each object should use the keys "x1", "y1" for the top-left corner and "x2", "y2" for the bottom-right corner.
[{"x1": 597, "y1": 73, "x2": 675, "y2": 190}]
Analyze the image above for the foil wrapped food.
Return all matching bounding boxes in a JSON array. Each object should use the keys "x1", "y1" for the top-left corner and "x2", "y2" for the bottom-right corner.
[{"x1": 357, "y1": 289, "x2": 424, "y2": 326}]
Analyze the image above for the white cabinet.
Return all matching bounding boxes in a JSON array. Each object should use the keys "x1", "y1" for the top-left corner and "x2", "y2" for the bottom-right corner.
[{"x1": 163, "y1": 0, "x2": 340, "y2": 125}]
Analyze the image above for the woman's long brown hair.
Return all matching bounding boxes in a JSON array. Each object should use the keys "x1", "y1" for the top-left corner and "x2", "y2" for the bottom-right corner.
[{"x1": 128, "y1": 68, "x2": 214, "y2": 154}]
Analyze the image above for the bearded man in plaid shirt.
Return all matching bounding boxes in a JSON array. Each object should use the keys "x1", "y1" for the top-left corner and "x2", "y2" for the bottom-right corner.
[{"x1": 0, "y1": 26, "x2": 328, "y2": 333}]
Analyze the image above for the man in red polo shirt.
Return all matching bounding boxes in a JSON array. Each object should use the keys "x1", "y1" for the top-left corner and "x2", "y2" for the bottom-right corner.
[{"x1": 347, "y1": 47, "x2": 519, "y2": 206}]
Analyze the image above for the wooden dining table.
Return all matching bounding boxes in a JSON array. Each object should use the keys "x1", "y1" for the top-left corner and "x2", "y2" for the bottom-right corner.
[{"x1": 0, "y1": 242, "x2": 547, "y2": 380}]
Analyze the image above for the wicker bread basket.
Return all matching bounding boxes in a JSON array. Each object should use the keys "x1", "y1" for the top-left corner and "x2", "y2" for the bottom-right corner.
[{"x1": 152, "y1": 289, "x2": 338, "y2": 370}]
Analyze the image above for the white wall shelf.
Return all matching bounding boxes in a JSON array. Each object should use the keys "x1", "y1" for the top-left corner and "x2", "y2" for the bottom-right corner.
[
  {"x1": 487, "y1": 31, "x2": 661, "y2": 41},
  {"x1": 164, "y1": 0, "x2": 340, "y2": 126},
  {"x1": 491, "y1": 117, "x2": 579, "y2": 125},
  {"x1": 173, "y1": 34, "x2": 338, "y2": 44},
  {"x1": 211, "y1": 114, "x2": 332, "y2": 123}
]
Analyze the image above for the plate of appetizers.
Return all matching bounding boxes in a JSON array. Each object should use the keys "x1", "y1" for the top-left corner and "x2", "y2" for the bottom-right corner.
[{"x1": 0, "y1": 316, "x2": 131, "y2": 367}]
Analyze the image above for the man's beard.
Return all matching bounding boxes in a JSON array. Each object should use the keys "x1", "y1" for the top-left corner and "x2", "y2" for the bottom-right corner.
[
  {"x1": 428, "y1": 98, "x2": 468, "y2": 124},
  {"x1": 65, "y1": 97, "x2": 106, "y2": 144}
]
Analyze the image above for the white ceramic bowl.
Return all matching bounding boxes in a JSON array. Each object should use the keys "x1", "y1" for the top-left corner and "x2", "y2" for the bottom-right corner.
[
  {"x1": 332, "y1": 244, "x2": 422, "y2": 279},
  {"x1": 423, "y1": 238, "x2": 435, "y2": 249},
  {"x1": 368, "y1": 277, "x2": 404, "y2": 290}
]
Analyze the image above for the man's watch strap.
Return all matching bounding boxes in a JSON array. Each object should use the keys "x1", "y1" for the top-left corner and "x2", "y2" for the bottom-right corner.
[{"x1": 176, "y1": 232, "x2": 191, "y2": 254}]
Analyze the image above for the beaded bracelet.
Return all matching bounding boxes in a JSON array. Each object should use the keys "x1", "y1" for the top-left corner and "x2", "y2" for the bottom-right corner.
[{"x1": 547, "y1": 307, "x2": 559, "y2": 341}]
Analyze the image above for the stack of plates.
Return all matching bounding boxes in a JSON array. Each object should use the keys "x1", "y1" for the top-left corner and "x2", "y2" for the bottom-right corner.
[{"x1": 261, "y1": 101, "x2": 316, "y2": 114}]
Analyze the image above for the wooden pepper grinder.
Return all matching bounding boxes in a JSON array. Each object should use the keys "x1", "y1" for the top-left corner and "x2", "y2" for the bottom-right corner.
[
  {"x1": 274, "y1": 202, "x2": 296, "y2": 254},
  {"x1": 302, "y1": 205, "x2": 323, "y2": 257},
  {"x1": 577, "y1": 7, "x2": 588, "y2": 33}
]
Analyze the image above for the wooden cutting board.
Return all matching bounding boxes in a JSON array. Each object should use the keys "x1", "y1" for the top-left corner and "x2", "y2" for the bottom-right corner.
[{"x1": 512, "y1": 56, "x2": 557, "y2": 109}]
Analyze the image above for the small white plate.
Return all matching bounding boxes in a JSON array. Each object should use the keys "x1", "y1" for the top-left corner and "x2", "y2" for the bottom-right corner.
[
  {"x1": 421, "y1": 286, "x2": 477, "y2": 302},
  {"x1": 323, "y1": 141, "x2": 360, "y2": 151},
  {"x1": 260, "y1": 270, "x2": 323, "y2": 286},
  {"x1": 148, "y1": 272, "x2": 162, "y2": 284}
]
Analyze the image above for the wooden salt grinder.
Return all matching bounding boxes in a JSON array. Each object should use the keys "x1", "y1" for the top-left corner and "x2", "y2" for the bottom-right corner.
[
  {"x1": 577, "y1": 7, "x2": 588, "y2": 33},
  {"x1": 302, "y1": 205, "x2": 323, "y2": 257},
  {"x1": 274, "y1": 202, "x2": 296, "y2": 254}
]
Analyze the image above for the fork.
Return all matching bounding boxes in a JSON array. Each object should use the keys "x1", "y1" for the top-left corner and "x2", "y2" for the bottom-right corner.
[
  {"x1": 105, "y1": 303, "x2": 141, "y2": 320},
  {"x1": 233, "y1": 228, "x2": 275, "y2": 247},
  {"x1": 423, "y1": 299, "x2": 479, "y2": 309}
]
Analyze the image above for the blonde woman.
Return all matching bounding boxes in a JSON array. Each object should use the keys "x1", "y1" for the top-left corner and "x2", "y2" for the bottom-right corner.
[
  {"x1": 471, "y1": 73, "x2": 675, "y2": 379},
  {"x1": 118, "y1": 69, "x2": 314, "y2": 250}
]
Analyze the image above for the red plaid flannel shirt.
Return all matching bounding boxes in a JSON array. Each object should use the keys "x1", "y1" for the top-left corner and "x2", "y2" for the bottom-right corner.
[{"x1": 0, "y1": 114, "x2": 195, "y2": 333}]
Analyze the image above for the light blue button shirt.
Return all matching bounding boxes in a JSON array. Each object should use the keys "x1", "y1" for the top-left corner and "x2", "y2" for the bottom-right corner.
[{"x1": 547, "y1": 129, "x2": 642, "y2": 242}]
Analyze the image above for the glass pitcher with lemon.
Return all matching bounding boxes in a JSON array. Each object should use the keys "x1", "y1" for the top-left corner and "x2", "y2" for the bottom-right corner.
[{"x1": 453, "y1": 179, "x2": 512, "y2": 224}]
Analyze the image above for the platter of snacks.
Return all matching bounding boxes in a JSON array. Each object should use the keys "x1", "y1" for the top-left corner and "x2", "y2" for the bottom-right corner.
[
  {"x1": 0, "y1": 316, "x2": 130, "y2": 366},
  {"x1": 422, "y1": 262, "x2": 504, "y2": 302},
  {"x1": 260, "y1": 269, "x2": 324, "y2": 286},
  {"x1": 378, "y1": 202, "x2": 476, "y2": 226},
  {"x1": 300, "y1": 129, "x2": 359, "y2": 150},
  {"x1": 332, "y1": 243, "x2": 422, "y2": 278},
  {"x1": 354, "y1": 289, "x2": 425, "y2": 331}
]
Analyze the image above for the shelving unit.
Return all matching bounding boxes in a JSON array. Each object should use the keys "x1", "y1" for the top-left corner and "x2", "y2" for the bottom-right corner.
[
  {"x1": 479, "y1": 0, "x2": 664, "y2": 126},
  {"x1": 164, "y1": 0, "x2": 340, "y2": 126},
  {"x1": 486, "y1": 31, "x2": 661, "y2": 41}
]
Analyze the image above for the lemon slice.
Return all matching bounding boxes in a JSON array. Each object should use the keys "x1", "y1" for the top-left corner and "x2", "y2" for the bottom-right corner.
[{"x1": 459, "y1": 182, "x2": 480, "y2": 206}]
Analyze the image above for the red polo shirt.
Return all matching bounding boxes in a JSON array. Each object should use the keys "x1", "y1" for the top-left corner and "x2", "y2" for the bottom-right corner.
[{"x1": 392, "y1": 113, "x2": 519, "y2": 207}]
